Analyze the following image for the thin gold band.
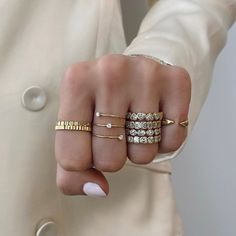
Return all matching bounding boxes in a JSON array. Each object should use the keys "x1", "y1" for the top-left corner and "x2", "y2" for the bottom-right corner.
[
  {"x1": 92, "y1": 133, "x2": 124, "y2": 140},
  {"x1": 93, "y1": 123, "x2": 125, "y2": 128},
  {"x1": 95, "y1": 112, "x2": 126, "y2": 119}
]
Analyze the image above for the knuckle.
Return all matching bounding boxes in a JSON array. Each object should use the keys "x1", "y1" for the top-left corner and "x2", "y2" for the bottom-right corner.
[
  {"x1": 57, "y1": 182, "x2": 75, "y2": 196},
  {"x1": 98, "y1": 74, "x2": 117, "y2": 90},
  {"x1": 56, "y1": 173, "x2": 74, "y2": 195},
  {"x1": 161, "y1": 133, "x2": 187, "y2": 152},
  {"x1": 143, "y1": 72, "x2": 159, "y2": 88},
  {"x1": 95, "y1": 160, "x2": 123, "y2": 172},
  {"x1": 97, "y1": 55, "x2": 127, "y2": 88},
  {"x1": 138, "y1": 66, "x2": 162, "y2": 91},
  {"x1": 57, "y1": 155, "x2": 90, "y2": 171},
  {"x1": 129, "y1": 148, "x2": 157, "y2": 165},
  {"x1": 169, "y1": 66, "x2": 188, "y2": 77},
  {"x1": 55, "y1": 136, "x2": 92, "y2": 171},
  {"x1": 99, "y1": 54, "x2": 126, "y2": 70},
  {"x1": 167, "y1": 142, "x2": 182, "y2": 152},
  {"x1": 168, "y1": 67, "x2": 191, "y2": 90},
  {"x1": 62, "y1": 63, "x2": 90, "y2": 94}
]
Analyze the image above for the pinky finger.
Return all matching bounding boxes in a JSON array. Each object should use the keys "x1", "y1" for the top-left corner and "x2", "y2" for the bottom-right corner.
[{"x1": 159, "y1": 69, "x2": 191, "y2": 153}]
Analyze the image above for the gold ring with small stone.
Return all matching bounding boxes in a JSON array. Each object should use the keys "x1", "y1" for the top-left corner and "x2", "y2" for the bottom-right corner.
[
  {"x1": 95, "y1": 111, "x2": 126, "y2": 119},
  {"x1": 92, "y1": 133, "x2": 124, "y2": 141},
  {"x1": 93, "y1": 123, "x2": 125, "y2": 128},
  {"x1": 161, "y1": 118, "x2": 189, "y2": 127}
]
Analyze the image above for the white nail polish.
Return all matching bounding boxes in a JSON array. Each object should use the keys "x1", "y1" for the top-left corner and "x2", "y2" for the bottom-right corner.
[{"x1": 83, "y1": 182, "x2": 107, "y2": 197}]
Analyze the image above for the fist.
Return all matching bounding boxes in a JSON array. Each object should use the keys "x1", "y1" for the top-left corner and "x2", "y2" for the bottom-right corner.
[{"x1": 55, "y1": 54, "x2": 191, "y2": 196}]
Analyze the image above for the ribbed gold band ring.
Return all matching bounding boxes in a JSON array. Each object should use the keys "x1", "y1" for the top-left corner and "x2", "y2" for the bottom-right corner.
[{"x1": 55, "y1": 121, "x2": 92, "y2": 132}]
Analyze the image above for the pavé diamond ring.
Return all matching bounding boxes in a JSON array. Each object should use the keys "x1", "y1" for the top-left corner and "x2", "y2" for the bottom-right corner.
[{"x1": 125, "y1": 112, "x2": 163, "y2": 144}]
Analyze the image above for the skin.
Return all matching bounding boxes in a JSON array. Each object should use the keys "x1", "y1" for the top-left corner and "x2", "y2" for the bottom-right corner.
[{"x1": 54, "y1": 54, "x2": 191, "y2": 196}]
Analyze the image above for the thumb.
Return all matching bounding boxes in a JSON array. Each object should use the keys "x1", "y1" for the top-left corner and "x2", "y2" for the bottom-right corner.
[{"x1": 56, "y1": 164, "x2": 109, "y2": 197}]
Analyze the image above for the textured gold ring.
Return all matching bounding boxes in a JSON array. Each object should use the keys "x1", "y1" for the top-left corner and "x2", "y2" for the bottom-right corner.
[
  {"x1": 55, "y1": 121, "x2": 92, "y2": 132},
  {"x1": 161, "y1": 118, "x2": 189, "y2": 128}
]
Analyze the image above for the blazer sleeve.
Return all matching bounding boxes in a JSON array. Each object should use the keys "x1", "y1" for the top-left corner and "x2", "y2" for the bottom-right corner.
[{"x1": 122, "y1": 0, "x2": 236, "y2": 163}]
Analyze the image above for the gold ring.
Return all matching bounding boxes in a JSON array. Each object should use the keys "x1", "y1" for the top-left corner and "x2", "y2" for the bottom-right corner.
[
  {"x1": 161, "y1": 118, "x2": 189, "y2": 127},
  {"x1": 95, "y1": 112, "x2": 126, "y2": 119},
  {"x1": 55, "y1": 120, "x2": 92, "y2": 132},
  {"x1": 93, "y1": 123, "x2": 125, "y2": 128},
  {"x1": 92, "y1": 133, "x2": 124, "y2": 140}
]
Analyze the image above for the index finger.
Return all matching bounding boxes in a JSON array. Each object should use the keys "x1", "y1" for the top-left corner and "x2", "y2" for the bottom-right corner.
[{"x1": 55, "y1": 63, "x2": 94, "y2": 171}]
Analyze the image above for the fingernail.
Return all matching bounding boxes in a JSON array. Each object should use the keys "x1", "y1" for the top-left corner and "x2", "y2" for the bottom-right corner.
[{"x1": 83, "y1": 182, "x2": 107, "y2": 197}]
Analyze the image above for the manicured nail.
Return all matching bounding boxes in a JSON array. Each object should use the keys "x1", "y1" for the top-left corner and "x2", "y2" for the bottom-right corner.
[{"x1": 83, "y1": 182, "x2": 107, "y2": 197}]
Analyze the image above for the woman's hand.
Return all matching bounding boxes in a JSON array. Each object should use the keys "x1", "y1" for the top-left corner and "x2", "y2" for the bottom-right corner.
[{"x1": 55, "y1": 54, "x2": 191, "y2": 197}]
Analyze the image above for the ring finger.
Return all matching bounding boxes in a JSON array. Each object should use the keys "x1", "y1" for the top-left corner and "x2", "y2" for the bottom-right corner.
[
  {"x1": 55, "y1": 64, "x2": 94, "y2": 171},
  {"x1": 126, "y1": 77, "x2": 161, "y2": 164},
  {"x1": 92, "y1": 63, "x2": 130, "y2": 172}
]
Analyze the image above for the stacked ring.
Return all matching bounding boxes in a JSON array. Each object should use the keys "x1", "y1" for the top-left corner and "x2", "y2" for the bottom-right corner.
[
  {"x1": 125, "y1": 112, "x2": 163, "y2": 144},
  {"x1": 92, "y1": 111, "x2": 125, "y2": 141},
  {"x1": 126, "y1": 112, "x2": 163, "y2": 121},
  {"x1": 54, "y1": 112, "x2": 189, "y2": 144}
]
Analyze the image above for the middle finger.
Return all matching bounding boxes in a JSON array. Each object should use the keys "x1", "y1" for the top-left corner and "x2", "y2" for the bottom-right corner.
[{"x1": 92, "y1": 61, "x2": 130, "y2": 172}]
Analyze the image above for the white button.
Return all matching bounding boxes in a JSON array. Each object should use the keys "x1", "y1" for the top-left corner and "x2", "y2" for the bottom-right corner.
[
  {"x1": 36, "y1": 220, "x2": 57, "y2": 236},
  {"x1": 22, "y1": 86, "x2": 47, "y2": 111}
]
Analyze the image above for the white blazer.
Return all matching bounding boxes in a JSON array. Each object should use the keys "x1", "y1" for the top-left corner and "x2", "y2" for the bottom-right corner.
[{"x1": 0, "y1": 0, "x2": 235, "y2": 235}]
